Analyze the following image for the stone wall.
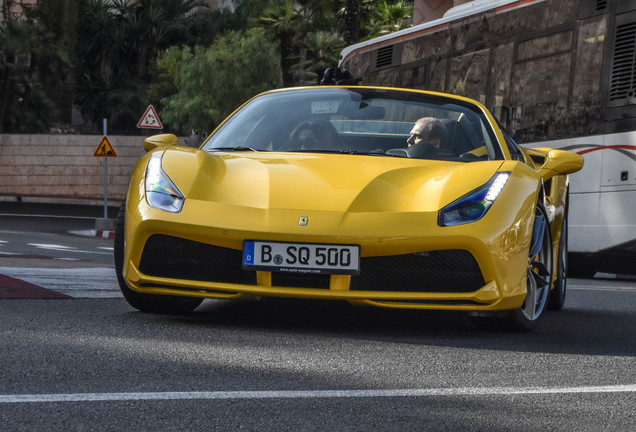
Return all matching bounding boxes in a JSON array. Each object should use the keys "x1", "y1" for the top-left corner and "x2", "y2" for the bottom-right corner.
[{"x1": 0, "y1": 134, "x2": 158, "y2": 202}]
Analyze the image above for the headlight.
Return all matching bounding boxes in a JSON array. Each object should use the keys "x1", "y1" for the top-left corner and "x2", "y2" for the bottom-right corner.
[
  {"x1": 145, "y1": 152, "x2": 185, "y2": 213},
  {"x1": 438, "y1": 172, "x2": 510, "y2": 226}
]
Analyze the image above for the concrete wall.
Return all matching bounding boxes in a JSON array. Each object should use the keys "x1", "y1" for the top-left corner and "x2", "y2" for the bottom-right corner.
[{"x1": 0, "y1": 134, "x2": 154, "y2": 202}]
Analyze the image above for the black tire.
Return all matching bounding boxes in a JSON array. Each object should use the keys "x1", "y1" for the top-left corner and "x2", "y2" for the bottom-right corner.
[
  {"x1": 548, "y1": 210, "x2": 568, "y2": 311},
  {"x1": 500, "y1": 202, "x2": 553, "y2": 332},
  {"x1": 114, "y1": 201, "x2": 203, "y2": 314}
]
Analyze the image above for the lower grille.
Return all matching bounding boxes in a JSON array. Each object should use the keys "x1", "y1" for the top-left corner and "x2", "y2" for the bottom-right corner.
[
  {"x1": 351, "y1": 250, "x2": 484, "y2": 293},
  {"x1": 138, "y1": 235, "x2": 484, "y2": 293},
  {"x1": 139, "y1": 234, "x2": 256, "y2": 284}
]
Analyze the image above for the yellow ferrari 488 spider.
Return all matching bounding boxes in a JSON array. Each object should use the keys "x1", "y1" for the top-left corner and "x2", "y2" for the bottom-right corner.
[{"x1": 115, "y1": 86, "x2": 583, "y2": 332}]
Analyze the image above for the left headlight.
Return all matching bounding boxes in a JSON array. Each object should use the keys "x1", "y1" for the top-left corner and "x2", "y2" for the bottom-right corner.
[
  {"x1": 145, "y1": 152, "x2": 185, "y2": 213},
  {"x1": 438, "y1": 172, "x2": 510, "y2": 226}
]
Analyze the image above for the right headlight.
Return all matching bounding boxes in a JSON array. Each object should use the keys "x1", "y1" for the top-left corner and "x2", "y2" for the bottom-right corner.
[
  {"x1": 438, "y1": 172, "x2": 510, "y2": 226},
  {"x1": 145, "y1": 152, "x2": 185, "y2": 213}
]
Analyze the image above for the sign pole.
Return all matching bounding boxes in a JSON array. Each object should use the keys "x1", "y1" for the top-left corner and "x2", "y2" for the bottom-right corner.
[
  {"x1": 92, "y1": 125, "x2": 117, "y2": 233},
  {"x1": 103, "y1": 118, "x2": 108, "y2": 219}
]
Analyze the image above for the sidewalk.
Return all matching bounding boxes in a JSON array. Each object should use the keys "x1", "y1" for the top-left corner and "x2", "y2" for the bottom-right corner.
[
  {"x1": 0, "y1": 197, "x2": 121, "y2": 238},
  {"x1": 0, "y1": 196, "x2": 122, "y2": 216}
]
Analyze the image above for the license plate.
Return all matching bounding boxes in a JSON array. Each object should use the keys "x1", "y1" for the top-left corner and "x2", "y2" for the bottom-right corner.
[{"x1": 243, "y1": 240, "x2": 360, "y2": 275}]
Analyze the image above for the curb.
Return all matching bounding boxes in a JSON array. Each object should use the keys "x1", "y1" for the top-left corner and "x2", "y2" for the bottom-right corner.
[
  {"x1": 97, "y1": 230, "x2": 116, "y2": 239},
  {"x1": 594, "y1": 272, "x2": 636, "y2": 281}
]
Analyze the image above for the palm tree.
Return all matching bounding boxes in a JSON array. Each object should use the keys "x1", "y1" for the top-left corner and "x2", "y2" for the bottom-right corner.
[
  {"x1": 342, "y1": 0, "x2": 362, "y2": 45},
  {"x1": 336, "y1": 0, "x2": 380, "y2": 45},
  {"x1": 0, "y1": 1, "x2": 71, "y2": 132},
  {"x1": 74, "y1": 0, "x2": 206, "y2": 133},
  {"x1": 129, "y1": 0, "x2": 206, "y2": 79},
  {"x1": 363, "y1": 0, "x2": 413, "y2": 40},
  {"x1": 251, "y1": 0, "x2": 309, "y2": 87},
  {"x1": 295, "y1": 31, "x2": 344, "y2": 84}
]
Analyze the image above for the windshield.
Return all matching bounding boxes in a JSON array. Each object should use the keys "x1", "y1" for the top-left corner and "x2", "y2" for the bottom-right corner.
[{"x1": 201, "y1": 87, "x2": 503, "y2": 162}]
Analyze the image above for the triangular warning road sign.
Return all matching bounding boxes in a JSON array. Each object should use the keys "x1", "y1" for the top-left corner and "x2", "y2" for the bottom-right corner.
[
  {"x1": 94, "y1": 136, "x2": 117, "y2": 157},
  {"x1": 137, "y1": 105, "x2": 163, "y2": 129}
]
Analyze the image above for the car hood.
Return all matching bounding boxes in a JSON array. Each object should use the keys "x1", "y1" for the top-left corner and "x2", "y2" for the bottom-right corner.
[{"x1": 160, "y1": 147, "x2": 504, "y2": 213}]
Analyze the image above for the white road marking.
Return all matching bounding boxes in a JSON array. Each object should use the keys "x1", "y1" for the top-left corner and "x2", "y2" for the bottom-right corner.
[
  {"x1": 0, "y1": 213, "x2": 95, "y2": 220},
  {"x1": 0, "y1": 267, "x2": 121, "y2": 298},
  {"x1": 0, "y1": 384, "x2": 635, "y2": 404},
  {"x1": 568, "y1": 278, "x2": 636, "y2": 292},
  {"x1": 570, "y1": 285, "x2": 636, "y2": 292},
  {"x1": 69, "y1": 230, "x2": 97, "y2": 237},
  {"x1": 27, "y1": 243, "x2": 111, "y2": 255},
  {"x1": 29, "y1": 243, "x2": 76, "y2": 250}
]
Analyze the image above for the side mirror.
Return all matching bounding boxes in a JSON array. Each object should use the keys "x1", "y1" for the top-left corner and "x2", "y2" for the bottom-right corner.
[
  {"x1": 144, "y1": 134, "x2": 178, "y2": 152},
  {"x1": 542, "y1": 149, "x2": 584, "y2": 175},
  {"x1": 528, "y1": 147, "x2": 584, "y2": 180}
]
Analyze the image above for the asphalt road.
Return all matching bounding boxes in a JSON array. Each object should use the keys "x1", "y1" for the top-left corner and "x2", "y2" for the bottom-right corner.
[
  {"x1": 1, "y1": 204, "x2": 635, "y2": 431},
  {"x1": 0, "y1": 201, "x2": 116, "y2": 268}
]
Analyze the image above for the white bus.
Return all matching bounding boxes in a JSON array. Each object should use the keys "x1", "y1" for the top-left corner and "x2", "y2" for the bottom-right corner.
[{"x1": 338, "y1": 0, "x2": 636, "y2": 276}]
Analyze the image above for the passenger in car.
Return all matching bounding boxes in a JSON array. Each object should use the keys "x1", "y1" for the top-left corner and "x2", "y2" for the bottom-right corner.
[
  {"x1": 407, "y1": 117, "x2": 447, "y2": 148},
  {"x1": 406, "y1": 117, "x2": 457, "y2": 159},
  {"x1": 288, "y1": 119, "x2": 344, "y2": 151}
]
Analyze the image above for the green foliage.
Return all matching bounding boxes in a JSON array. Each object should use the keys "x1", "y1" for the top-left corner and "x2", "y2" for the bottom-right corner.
[
  {"x1": 294, "y1": 31, "x2": 345, "y2": 84},
  {"x1": 362, "y1": 0, "x2": 413, "y2": 40},
  {"x1": 73, "y1": 0, "x2": 209, "y2": 133},
  {"x1": 158, "y1": 30, "x2": 282, "y2": 135},
  {"x1": 146, "y1": 46, "x2": 181, "y2": 108},
  {"x1": 0, "y1": 0, "x2": 76, "y2": 133},
  {"x1": 247, "y1": 0, "x2": 413, "y2": 86},
  {"x1": 250, "y1": 0, "x2": 310, "y2": 87},
  {"x1": 1, "y1": 0, "x2": 414, "y2": 134}
]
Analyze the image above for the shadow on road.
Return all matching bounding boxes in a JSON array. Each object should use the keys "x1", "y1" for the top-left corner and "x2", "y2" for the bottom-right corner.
[{"x1": 139, "y1": 295, "x2": 636, "y2": 358}]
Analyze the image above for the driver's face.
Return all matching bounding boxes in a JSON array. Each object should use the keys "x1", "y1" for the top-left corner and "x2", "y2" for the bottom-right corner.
[
  {"x1": 407, "y1": 123, "x2": 426, "y2": 147},
  {"x1": 298, "y1": 129, "x2": 318, "y2": 150}
]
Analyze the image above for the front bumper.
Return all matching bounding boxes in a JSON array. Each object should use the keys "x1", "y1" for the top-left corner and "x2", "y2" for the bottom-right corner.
[{"x1": 122, "y1": 199, "x2": 531, "y2": 311}]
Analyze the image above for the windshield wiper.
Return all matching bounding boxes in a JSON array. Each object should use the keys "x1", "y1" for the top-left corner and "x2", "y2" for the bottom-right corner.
[
  {"x1": 347, "y1": 150, "x2": 408, "y2": 158},
  {"x1": 209, "y1": 146, "x2": 258, "y2": 152},
  {"x1": 286, "y1": 149, "x2": 409, "y2": 157},
  {"x1": 286, "y1": 149, "x2": 345, "y2": 154}
]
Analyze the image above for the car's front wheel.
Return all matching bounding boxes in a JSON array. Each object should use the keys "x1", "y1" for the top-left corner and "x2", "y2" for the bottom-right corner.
[
  {"x1": 114, "y1": 201, "x2": 203, "y2": 314},
  {"x1": 472, "y1": 202, "x2": 553, "y2": 332},
  {"x1": 502, "y1": 202, "x2": 553, "y2": 331}
]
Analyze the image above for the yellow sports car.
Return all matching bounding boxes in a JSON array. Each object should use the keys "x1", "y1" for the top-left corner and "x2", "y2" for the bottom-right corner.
[{"x1": 114, "y1": 86, "x2": 583, "y2": 332}]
